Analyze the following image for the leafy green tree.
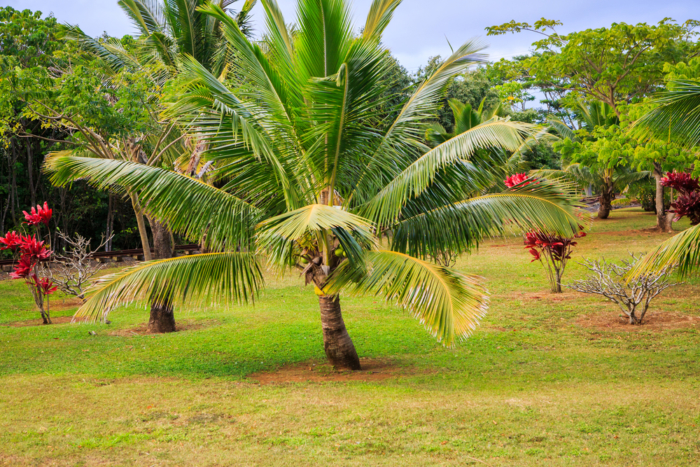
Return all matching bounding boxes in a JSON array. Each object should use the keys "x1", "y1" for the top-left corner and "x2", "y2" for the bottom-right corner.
[
  {"x1": 486, "y1": 18, "x2": 699, "y2": 117},
  {"x1": 48, "y1": 0, "x2": 580, "y2": 370}
]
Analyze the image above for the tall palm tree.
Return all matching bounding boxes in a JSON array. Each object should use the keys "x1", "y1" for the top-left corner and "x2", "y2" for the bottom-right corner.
[
  {"x1": 47, "y1": 0, "x2": 581, "y2": 370},
  {"x1": 629, "y1": 80, "x2": 700, "y2": 278}
]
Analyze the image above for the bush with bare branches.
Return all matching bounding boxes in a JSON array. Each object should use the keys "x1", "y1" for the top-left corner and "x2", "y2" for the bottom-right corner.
[
  {"x1": 569, "y1": 253, "x2": 678, "y2": 324},
  {"x1": 48, "y1": 232, "x2": 112, "y2": 303}
]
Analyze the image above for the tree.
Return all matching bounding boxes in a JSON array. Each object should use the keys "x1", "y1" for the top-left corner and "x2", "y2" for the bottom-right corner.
[
  {"x1": 47, "y1": 0, "x2": 581, "y2": 370},
  {"x1": 536, "y1": 162, "x2": 649, "y2": 219},
  {"x1": 486, "y1": 18, "x2": 700, "y2": 117}
]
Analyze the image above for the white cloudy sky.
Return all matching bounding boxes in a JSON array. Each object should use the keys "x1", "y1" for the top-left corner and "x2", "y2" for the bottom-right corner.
[{"x1": 4, "y1": 0, "x2": 698, "y2": 71}]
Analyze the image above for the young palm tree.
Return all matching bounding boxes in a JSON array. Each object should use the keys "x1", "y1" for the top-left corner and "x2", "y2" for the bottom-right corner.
[
  {"x1": 535, "y1": 164, "x2": 649, "y2": 219},
  {"x1": 47, "y1": 0, "x2": 581, "y2": 370}
]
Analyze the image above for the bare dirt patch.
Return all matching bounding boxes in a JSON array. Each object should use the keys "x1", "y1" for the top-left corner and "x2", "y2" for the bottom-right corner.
[
  {"x1": 576, "y1": 311, "x2": 700, "y2": 332},
  {"x1": 108, "y1": 319, "x2": 219, "y2": 337},
  {"x1": 2, "y1": 316, "x2": 76, "y2": 327},
  {"x1": 511, "y1": 291, "x2": 581, "y2": 302},
  {"x1": 248, "y1": 358, "x2": 418, "y2": 384}
]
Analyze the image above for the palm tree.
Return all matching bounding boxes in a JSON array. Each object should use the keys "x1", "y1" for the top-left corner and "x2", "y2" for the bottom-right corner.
[
  {"x1": 53, "y1": 0, "x2": 257, "y2": 332},
  {"x1": 629, "y1": 80, "x2": 700, "y2": 278},
  {"x1": 535, "y1": 164, "x2": 649, "y2": 219},
  {"x1": 47, "y1": 0, "x2": 581, "y2": 370}
]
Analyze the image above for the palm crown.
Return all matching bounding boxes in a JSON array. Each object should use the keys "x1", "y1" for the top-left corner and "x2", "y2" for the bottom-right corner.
[{"x1": 48, "y1": 0, "x2": 581, "y2": 369}]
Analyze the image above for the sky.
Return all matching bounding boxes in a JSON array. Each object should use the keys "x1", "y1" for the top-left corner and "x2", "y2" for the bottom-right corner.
[{"x1": 4, "y1": 0, "x2": 698, "y2": 72}]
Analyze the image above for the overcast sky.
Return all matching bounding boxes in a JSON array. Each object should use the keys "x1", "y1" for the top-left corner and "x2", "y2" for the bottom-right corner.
[{"x1": 4, "y1": 0, "x2": 698, "y2": 72}]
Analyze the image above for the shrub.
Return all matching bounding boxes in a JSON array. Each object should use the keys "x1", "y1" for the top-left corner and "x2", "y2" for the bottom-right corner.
[
  {"x1": 525, "y1": 229, "x2": 586, "y2": 293},
  {"x1": 0, "y1": 203, "x2": 57, "y2": 324},
  {"x1": 569, "y1": 253, "x2": 677, "y2": 324}
]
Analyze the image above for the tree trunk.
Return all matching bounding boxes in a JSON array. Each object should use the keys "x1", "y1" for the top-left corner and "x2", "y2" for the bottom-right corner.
[
  {"x1": 147, "y1": 217, "x2": 176, "y2": 333},
  {"x1": 26, "y1": 139, "x2": 36, "y2": 208},
  {"x1": 105, "y1": 193, "x2": 114, "y2": 252},
  {"x1": 318, "y1": 295, "x2": 361, "y2": 370},
  {"x1": 597, "y1": 186, "x2": 614, "y2": 219},
  {"x1": 129, "y1": 192, "x2": 152, "y2": 261},
  {"x1": 653, "y1": 164, "x2": 673, "y2": 232}
]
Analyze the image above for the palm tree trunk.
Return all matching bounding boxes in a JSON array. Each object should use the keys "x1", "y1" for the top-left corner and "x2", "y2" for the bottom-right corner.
[
  {"x1": 147, "y1": 218, "x2": 176, "y2": 333},
  {"x1": 129, "y1": 192, "x2": 152, "y2": 261},
  {"x1": 653, "y1": 164, "x2": 673, "y2": 232},
  {"x1": 318, "y1": 295, "x2": 361, "y2": 370}
]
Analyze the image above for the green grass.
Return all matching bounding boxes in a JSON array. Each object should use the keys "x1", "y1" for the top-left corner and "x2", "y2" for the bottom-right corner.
[{"x1": 1, "y1": 208, "x2": 699, "y2": 466}]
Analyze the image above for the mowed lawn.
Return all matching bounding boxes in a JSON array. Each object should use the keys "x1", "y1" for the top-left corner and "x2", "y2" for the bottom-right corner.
[{"x1": 1, "y1": 208, "x2": 699, "y2": 466}]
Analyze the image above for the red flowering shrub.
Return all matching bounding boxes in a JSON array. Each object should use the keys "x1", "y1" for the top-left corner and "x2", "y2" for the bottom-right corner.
[
  {"x1": 524, "y1": 229, "x2": 587, "y2": 293},
  {"x1": 1, "y1": 203, "x2": 57, "y2": 324},
  {"x1": 23, "y1": 202, "x2": 53, "y2": 227},
  {"x1": 661, "y1": 171, "x2": 700, "y2": 225}
]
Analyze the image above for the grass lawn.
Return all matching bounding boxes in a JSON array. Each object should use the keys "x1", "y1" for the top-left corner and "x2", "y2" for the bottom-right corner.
[{"x1": 1, "y1": 208, "x2": 699, "y2": 466}]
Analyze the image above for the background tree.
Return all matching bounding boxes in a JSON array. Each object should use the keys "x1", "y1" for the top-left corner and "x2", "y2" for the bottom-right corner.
[{"x1": 486, "y1": 18, "x2": 700, "y2": 117}]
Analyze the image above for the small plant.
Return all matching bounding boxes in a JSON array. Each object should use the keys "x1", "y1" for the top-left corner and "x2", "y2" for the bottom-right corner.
[
  {"x1": 48, "y1": 232, "x2": 113, "y2": 303},
  {"x1": 0, "y1": 203, "x2": 57, "y2": 324},
  {"x1": 569, "y1": 253, "x2": 677, "y2": 325},
  {"x1": 525, "y1": 230, "x2": 586, "y2": 293}
]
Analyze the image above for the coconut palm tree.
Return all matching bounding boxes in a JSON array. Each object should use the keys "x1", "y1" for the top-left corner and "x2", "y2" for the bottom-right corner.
[{"x1": 47, "y1": 0, "x2": 581, "y2": 370}]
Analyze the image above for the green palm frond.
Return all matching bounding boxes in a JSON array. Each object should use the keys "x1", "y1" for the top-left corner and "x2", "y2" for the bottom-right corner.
[
  {"x1": 327, "y1": 250, "x2": 488, "y2": 346},
  {"x1": 546, "y1": 115, "x2": 576, "y2": 141},
  {"x1": 45, "y1": 156, "x2": 259, "y2": 251},
  {"x1": 363, "y1": 0, "x2": 402, "y2": 40},
  {"x1": 363, "y1": 119, "x2": 535, "y2": 226},
  {"x1": 633, "y1": 80, "x2": 700, "y2": 148},
  {"x1": 257, "y1": 204, "x2": 376, "y2": 265},
  {"x1": 628, "y1": 223, "x2": 700, "y2": 279},
  {"x1": 347, "y1": 39, "x2": 488, "y2": 205},
  {"x1": 391, "y1": 179, "x2": 582, "y2": 259},
  {"x1": 74, "y1": 253, "x2": 264, "y2": 321}
]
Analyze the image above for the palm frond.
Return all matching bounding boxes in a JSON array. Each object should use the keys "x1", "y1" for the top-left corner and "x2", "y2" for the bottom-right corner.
[
  {"x1": 45, "y1": 156, "x2": 259, "y2": 251},
  {"x1": 633, "y1": 80, "x2": 700, "y2": 148},
  {"x1": 347, "y1": 39, "x2": 488, "y2": 206},
  {"x1": 363, "y1": 119, "x2": 535, "y2": 226},
  {"x1": 327, "y1": 250, "x2": 488, "y2": 346},
  {"x1": 74, "y1": 253, "x2": 263, "y2": 321},
  {"x1": 628, "y1": 223, "x2": 700, "y2": 279},
  {"x1": 257, "y1": 204, "x2": 376, "y2": 265},
  {"x1": 391, "y1": 179, "x2": 582, "y2": 259},
  {"x1": 363, "y1": 0, "x2": 402, "y2": 40}
]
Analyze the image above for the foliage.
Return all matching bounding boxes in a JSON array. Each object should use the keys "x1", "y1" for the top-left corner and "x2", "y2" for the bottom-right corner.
[
  {"x1": 661, "y1": 171, "x2": 700, "y2": 225},
  {"x1": 0, "y1": 202, "x2": 56, "y2": 323},
  {"x1": 523, "y1": 226, "x2": 586, "y2": 293},
  {"x1": 571, "y1": 253, "x2": 677, "y2": 324},
  {"x1": 486, "y1": 18, "x2": 700, "y2": 116}
]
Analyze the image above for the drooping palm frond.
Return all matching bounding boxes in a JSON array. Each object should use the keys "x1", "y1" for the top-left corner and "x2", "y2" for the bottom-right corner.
[
  {"x1": 327, "y1": 250, "x2": 488, "y2": 346},
  {"x1": 257, "y1": 204, "x2": 376, "y2": 265},
  {"x1": 363, "y1": 119, "x2": 535, "y2": 226},
  {"x1": 391, "y1": 179, "x2": 582, "y2": 260},
  {"x1": 45, "y1": 156, "x2": 259, "y2": 251},
  {"x1": 628, "y1": 223, "x2": 700, "y2": 279},
  {"x1": 74, "y1": 253, "x2": 264, "y2": 321},
  {"x1": 633, "y1": 80, "x2": 700, "y2": 148}
]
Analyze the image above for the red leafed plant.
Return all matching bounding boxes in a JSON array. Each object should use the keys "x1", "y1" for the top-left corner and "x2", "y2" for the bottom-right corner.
[
  {"x1": 1, "y1": 203, "x2": 57, "y2": 324},
  {"x1": 524, "y1": 229, "x2": 587, "y2": 293},
  {"x1": 661, "y1": 171, "x2": 700, "y2": 225},
  {"x1": 505, "y1": 173, "x2": 532, "y2": 188}
]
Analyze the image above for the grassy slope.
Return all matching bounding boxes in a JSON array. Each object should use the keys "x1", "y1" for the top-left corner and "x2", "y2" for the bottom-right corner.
[{"x1": 0, "y1": 208, "x2": 698, "y2": 466}]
